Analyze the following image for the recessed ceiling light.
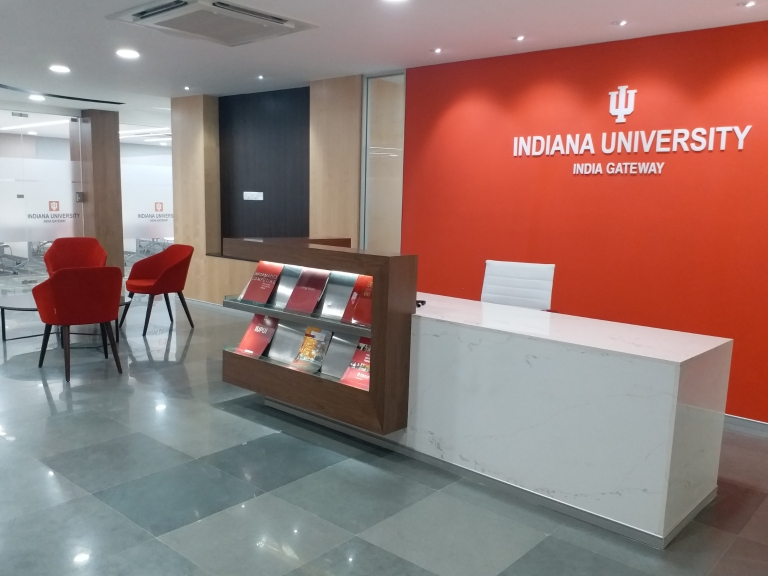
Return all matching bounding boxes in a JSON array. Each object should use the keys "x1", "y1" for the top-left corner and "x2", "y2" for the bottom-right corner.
[
  {"x1": 27, "y1": 131, "x2": 37, "y2": 135},
  {"x1": 613, "y1": 20, "x2": 628, "y2": 26},
  {"x1": 433, "y1": 48, "x2": 442, "y2": 53},
  {"x1": 258, "y1": 75, "x2": 264, "y2": 80},
  {"x1": 382, "y1": 0, "x2": 409, "y2": 2},
  {"x1": 49, "y1": 65, "x2": 70, "y2": 74},
  {"x1": 738, "y1": 1, "x2": 756, "y2": 6},
  {"x1": 184, "y1": 86, "x2": 190, "y2": 91},
  {"x1": 517, "y1": 35, "x2": 525, "y2": 41},
  {"x1": 145, "y1": 137, "x2": 172, "y2": 142},
  {"x1": 28, "y1": 95, "x2": 45, "y2": 101},
  {"x1": 116, "y1": 49, "x2": 140, "y2": 59}
]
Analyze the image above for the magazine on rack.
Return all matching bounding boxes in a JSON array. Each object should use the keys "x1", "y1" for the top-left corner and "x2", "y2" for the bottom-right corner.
[
  {"x1": 291, "y1": 326, "x2": 333, "y2": 373},
  {"x1": 340, "y1": 337, "x2": 372, "y2": 390},
  {"x1": 239, "y1": 261, "x2": 284, "y2": 304},
  {"x1": 236, "y1": 314, "x2": 279, "y2": 357}
]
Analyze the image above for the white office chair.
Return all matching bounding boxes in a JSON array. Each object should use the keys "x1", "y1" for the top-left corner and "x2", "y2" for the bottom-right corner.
[{"x1": 481, "y1": 261, "x2": 555, "y2": 310}]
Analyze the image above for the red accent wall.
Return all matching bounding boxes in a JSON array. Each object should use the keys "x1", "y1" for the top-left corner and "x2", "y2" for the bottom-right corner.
[{"x1": 402, "y1": 22, "x2": 768, "y2": 423}]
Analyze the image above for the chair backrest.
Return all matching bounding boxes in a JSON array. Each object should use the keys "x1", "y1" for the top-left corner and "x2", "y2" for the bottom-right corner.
[
  {"x1": 49, "y1": 266, "x2": 123, "y2": 326},
  {"x1": 481, "y1": 260, "x2": 555, "y2": 310},
  {"x1": 137, "y1": 244, "x2": 194, "y2": 294},
  {"x1": 44, "y1": 237, "x2": 107, "y2": 275}
]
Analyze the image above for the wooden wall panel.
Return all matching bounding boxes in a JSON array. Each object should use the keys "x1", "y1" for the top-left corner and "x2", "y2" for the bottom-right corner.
[
  {"x1": 309, "y1": 76, "x2": 363, "y2": 248},
  {"x1": 78, "y1": 110, "x2": 124, "y2": 269},
  {"x1": 172, "y1": 95, "x2": 255, "y2": 304}
]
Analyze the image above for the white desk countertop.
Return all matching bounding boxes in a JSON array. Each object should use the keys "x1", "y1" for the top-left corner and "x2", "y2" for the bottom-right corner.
[{"x1": 415, "y1": 292, "x2": 730, "y2": 364}]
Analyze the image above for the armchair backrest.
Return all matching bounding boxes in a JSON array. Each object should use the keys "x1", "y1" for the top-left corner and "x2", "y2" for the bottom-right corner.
[
  {"x1": 44, "y1": 237, "x2": 107, "y2": 275},
  {"x1": 481, "y1": 260, "x2": 555, "y2": 310},
  {"x1": 46, "y1": 267, "x2": 123, "y2": 326},
  {"x1": 128, "y1": 244, "x2": 194, "y2": 294}
]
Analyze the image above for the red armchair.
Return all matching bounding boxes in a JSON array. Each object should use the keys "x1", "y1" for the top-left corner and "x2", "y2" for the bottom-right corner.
[
  {"x1": 119, "y1": 244, "x2": 195, "y2": 336},
  {"x1": 44, "y1": 237, "x2": 107, "y2": 275},
  {"x1": 33, "y1": 266, "x2": 123, "y2": 382}
]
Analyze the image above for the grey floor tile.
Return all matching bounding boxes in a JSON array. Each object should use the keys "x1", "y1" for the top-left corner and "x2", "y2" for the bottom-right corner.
[
  {"x1": 361, "y1": 492, "x2": 545, "y2": 576},
  {"x1": 553, "y1": 518, "x2": 736, "y2": 576},
  {"x1": 0, "y1": 398, "x2": 84, "y2": 426},
  {"x1": 441, "y1": 478, "x2": 568, "y2": 535},
  {"x1": 0, "y1": 495, "x2": 151, "y2": 576},
  {"x1": 280, "y1": 418, "x2": 391, "y2": 462},
  {"x1": 0, "y1": 409, "x2": 132, "y2": 458},
  {"x1": 287, "y1": 537, "x2": 438, "y2": 576},
  {"x1": 163, "y1": 379, "x2": 255, "y2": 404},
  {"x1": 41, "y1": 433, "x2": 193, "y2": 493},
  {"x1": 160, "y1": 493, "x2": 352, "y2": 576},
  {"x1": 694, "y1": 480, "x2": 767, "y2": 534},
  {"x1": 741, "y1": 498, "x2": 768, "y2": 546},
  {"x1": 500, "y1": 536, "x2": 652, "y2": 576},
  {"x1": 719, "y1": 443, "x2": 768, "y2": 493},
  {"x1": 214, "y1": 396, "x2": 309, "y2": 431},
  {"x1": 0, "y1": 441, "x2": 87, "y2": 522},
  {"x1": 709, "y1": 537, "x2": 768, "y2": 576},
  {"x1": 370, "y1": 452, "x2": 460, "y2": 490},
  {"x1": 201, "y1": 432, "x2": 347, "y2": 491},
  {"x1": 138, "y1": 402, "x2": 277, "y2": 458},
  {"x1": 95, "y1": 460, "x2": 260, "y2": 536},
  {"x1": 68, "y1": 539, "x2": 210, "y2": 576},
  {"x1": 273, "y1": 458, "x2": 434, "y2": 534}
]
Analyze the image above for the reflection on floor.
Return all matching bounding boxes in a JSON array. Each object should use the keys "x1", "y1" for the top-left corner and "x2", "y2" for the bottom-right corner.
[{"x1": 0, "y1": 296, "x2": 767, "y2": 576}]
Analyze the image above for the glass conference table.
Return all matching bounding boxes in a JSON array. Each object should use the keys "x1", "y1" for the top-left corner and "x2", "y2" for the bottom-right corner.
[{"x1": 0, "y1": 292, "x2": 127, "y2": 343}]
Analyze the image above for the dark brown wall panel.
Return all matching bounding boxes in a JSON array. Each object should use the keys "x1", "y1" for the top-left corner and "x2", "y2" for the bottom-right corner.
[{"x1": 219, "y1": 88, "x2": 310, "y2": 239}]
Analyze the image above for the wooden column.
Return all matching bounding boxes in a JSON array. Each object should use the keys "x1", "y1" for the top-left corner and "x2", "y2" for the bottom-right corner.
[
  {"x1": 172, "y1": 95, "x2": 255, "y2": 302},
  {"x1": 78, "y1": 110, "x2": 124, "y2": 270},
  {"x1": 309, "y1": 76, "x2": 363, "y2": 247}
]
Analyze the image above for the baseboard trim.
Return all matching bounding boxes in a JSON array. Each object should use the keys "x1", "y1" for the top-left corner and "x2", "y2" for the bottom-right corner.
[
  {"x1": 725, "y1": 414, "x2": 768, "y2": 438},
  {"x1": 263, "y1": 398, "x2": 704, "y2": 550}
]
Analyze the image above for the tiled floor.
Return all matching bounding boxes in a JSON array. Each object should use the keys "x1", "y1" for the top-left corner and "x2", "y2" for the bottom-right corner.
[{"x1": 1, "y1": 295, "x2": 767, "y2": 576}]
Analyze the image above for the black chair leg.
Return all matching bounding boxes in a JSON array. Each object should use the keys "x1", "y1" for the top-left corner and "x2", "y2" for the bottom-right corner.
[
  {"x1": 100, "y1": 323, "x2": 108, "y2": 358},
  {"x1": 38, "y1": 324, "x2": 52, "y2": 368},
  {"x1": 115, "y1": 318, "x2": 119, "y2": 343},
  {"x1": 119, "y1": 292, "x2": 134, "y2": 328},
  {"x1": 143, "y1": 295, "x2": 155, "y2": 337},
  {"x1": 164, "y1": 293, "x2": 174, "y2": 323},
  {"x1": 62, "y1": 326, "x2": 71, "y2": 382},
  {"x1": 177, "y1": 292, "x2": 194, "y2": 328},
  {"x1": 105, "y1": 322, "x2": 122, "y2": 373}
]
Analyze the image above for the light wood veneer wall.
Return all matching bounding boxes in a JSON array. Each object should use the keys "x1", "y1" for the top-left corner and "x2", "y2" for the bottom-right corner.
[
  {"x1": 309, "y1": 76, "x2": 363, "y2": 247},
  {"x1": 171, "y1": 95, "x2": 255, "y2": 303}
]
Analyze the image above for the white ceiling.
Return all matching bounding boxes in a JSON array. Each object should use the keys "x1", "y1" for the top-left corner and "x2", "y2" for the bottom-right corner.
[{"x1": 0, "y1": 0, "x2": 765, "y2": 120}]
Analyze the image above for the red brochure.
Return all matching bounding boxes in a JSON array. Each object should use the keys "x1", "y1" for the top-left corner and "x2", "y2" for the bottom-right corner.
[
  {"x1": 285, "y1": 268, "x2": 330, "y2": 313},
  {"x1": 340, "y1": 337, "x2": 371, "y2": 391},
  {"x1": 236, "y1": 314, "x2": 279, "y2": 357},
  {"x1": 341, "y1": 275, "x2": 373, "y2": 327},
  {"x1": 241, "y1": 261, "x2": 284, "y2": 304}
]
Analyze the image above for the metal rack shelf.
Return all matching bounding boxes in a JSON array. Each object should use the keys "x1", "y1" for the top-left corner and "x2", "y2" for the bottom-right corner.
[{"x1": 223, "y1": 297, "x2": 372, "y2": 338}]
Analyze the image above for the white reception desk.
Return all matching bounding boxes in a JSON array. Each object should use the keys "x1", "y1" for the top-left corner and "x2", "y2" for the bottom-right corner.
[{"x1": 390, "y1": 293, "x2": 732, "y2": 548}]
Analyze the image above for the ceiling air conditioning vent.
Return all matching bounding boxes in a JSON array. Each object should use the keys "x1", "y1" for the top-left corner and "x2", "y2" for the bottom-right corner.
[{"x1": 108, "y1": 0, "x2": 316, "y2": 47}]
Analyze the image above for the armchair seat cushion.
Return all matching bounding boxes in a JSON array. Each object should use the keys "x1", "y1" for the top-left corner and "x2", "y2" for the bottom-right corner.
[{"x1": 126, "y1": 279, "x2": 158, "y2": 293}]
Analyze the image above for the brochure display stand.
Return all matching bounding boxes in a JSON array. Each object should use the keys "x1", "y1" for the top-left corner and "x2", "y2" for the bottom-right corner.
[{"x1": 221, "y1": 238, "x2": 417, "y2": 434}]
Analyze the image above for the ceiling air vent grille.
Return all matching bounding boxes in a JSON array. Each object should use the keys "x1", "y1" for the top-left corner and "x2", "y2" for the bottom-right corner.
[
  {"x1": 109, "y1": 0, "x2": 315, "y2": 47},
  {"x1": 211, "y1": 2, "x2": 289, "y2": 26},
  {"x1": 133, "y1": 0, "x2": 189, "y2": 21}
]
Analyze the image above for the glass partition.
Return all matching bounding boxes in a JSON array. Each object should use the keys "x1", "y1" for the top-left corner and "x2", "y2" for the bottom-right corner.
[
  {"x1": 120, "y1": 127, "x2": 173, "y2": 272},
  {"x1": 0, "y1": 110, "x2": 83, "y2": 292},
  {"x1": 361, "y1": 73, "x2": 406, "y2": 252}
]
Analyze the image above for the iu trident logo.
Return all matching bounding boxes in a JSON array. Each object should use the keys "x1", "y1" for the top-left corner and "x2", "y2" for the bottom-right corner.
[
  {"x1": 609, "y1": 85, "x2": 637, "y2": 124},
  {"x1": 48, "y1": 201, "x2": 60, "y2": 212},
  {"x1": 154, "y1": 202, "x2": 163, "y2": 212}
]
